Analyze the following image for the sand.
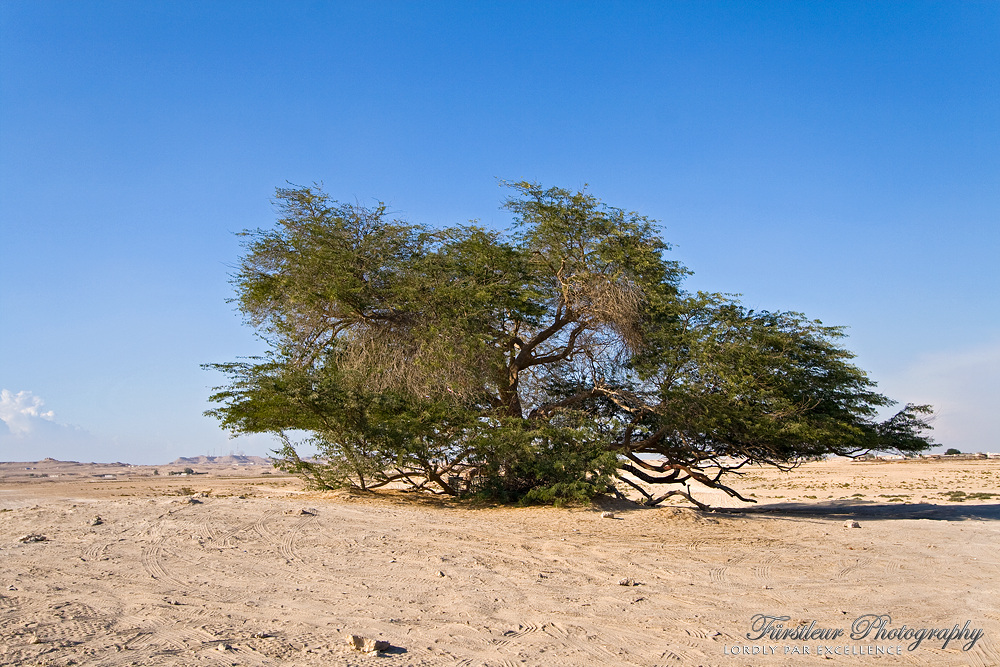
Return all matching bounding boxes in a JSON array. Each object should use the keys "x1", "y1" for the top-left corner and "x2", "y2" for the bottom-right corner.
[{"x1": 1, "y1": 457, "x2": 998, "y2": 666}]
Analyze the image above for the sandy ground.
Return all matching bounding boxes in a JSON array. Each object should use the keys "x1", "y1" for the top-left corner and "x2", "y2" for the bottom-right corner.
[{"x1": 1, "y1": 458, "x2": 999, "y2": 666}]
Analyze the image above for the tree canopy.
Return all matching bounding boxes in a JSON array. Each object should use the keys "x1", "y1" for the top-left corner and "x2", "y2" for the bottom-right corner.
[{"x1": 205, "y1": 182, "x2": 934, "y2": 507}]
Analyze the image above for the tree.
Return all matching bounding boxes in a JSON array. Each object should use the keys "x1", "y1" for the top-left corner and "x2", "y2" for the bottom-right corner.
[{"x1": 205, "y1": 182, "x2": 934, "y2": 507}]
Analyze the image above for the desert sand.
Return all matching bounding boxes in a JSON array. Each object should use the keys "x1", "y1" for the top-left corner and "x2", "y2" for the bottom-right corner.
[{"x1": 1, "y1": 457, "x2": 998, "y2": 666}]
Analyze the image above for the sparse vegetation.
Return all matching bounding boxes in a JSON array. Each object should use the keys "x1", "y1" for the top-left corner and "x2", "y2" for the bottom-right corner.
[{"x1": 941, "y1": 490, "x2": 997, "y2": 502}]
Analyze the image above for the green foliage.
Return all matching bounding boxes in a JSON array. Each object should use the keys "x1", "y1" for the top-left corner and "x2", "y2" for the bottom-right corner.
[
  {"x1": 945, "y1": 448, "x2": 961, "y2": 455},
  {"x1": 205, "y1": 182, "x2": 935, "y2": 507},
  {"x1": 464, "y1": 417, "x2": 619, "y2": 505}
]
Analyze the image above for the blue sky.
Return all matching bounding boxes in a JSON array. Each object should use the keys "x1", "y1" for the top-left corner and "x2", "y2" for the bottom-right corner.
[{"x1": 1, "y1": 1, "x2": 997, "y2": 463}]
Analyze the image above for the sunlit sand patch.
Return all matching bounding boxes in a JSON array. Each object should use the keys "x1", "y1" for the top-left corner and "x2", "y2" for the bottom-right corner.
[{"x1": 0, "y1": 457, "x2": 998, "y2": 665}]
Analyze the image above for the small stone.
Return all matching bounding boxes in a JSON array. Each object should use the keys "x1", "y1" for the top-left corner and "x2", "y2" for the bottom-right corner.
[
  {"x1": 250, "y1": 632, "x2": 270, "y2": 639},
  {"x1": 90, "y1": 516, "x2": 103, "y2": 526},
  {"x1": 618, "y1": 577, "x2": 635, "y2": 586},
  {"x1": 844, "y1": 520, "x2": 861, "y2": 528},
  {"x1": 347, "y1": 635, "x2": 391, "y2": 653},
  {"x1": 601, "y1": 511, "x2": 615, "y2": 519},
  {"x1": 437, "y1": 571, "x2": 445, "y2": 577},
  {"x1": 217, "y1": 643, "x2": 231, "y2": 652},
  {"x1": 18, "y1": 534, "x2": 47, "y2": 543}
]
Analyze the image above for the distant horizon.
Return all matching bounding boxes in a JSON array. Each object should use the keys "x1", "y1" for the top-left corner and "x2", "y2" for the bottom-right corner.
[
  {"x1": 6, "y1": 448, "x2": 996, "y2": 468},
  {"x1": 1, "y1": 453, "x2": 276, "y2": 466}
]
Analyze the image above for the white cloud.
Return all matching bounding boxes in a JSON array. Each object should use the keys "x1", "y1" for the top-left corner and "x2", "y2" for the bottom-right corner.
[
  {"x1": 0, "y1": 389, "x2": 104, "y2": 462},
  {"x1": 0, "y1": 389, "x2": 56, "y2": 436},
  {"x1": 0, "y1": 388, "x2": 278, "y2": 464},
  {"x1": 877, "y1": 341, "x2": 1000, "y2": 453}
]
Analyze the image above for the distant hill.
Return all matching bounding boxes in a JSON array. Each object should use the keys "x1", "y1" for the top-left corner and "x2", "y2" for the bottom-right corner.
[{"x1": 171, "y1": 455, "x2": 273, "y2": 465}]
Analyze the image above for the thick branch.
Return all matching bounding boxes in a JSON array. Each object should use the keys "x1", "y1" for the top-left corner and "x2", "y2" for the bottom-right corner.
[
  {"x1": 523, "y1": 323, "x2": 587, "y2": 368},
  {"x1": 527, "y1": 387, "x2": 600, "y2": 420},
  {"x1": 619, "y1": 463, "x2": 690, "y2": 487},
  {"x1": 512, "y1": 307, "x2": 574, "y2": 369}
]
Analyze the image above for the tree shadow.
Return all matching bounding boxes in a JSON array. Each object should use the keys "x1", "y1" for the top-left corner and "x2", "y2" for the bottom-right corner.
[{"x1": 719, "y1": 500, "x2": 1000, "y2": 522}]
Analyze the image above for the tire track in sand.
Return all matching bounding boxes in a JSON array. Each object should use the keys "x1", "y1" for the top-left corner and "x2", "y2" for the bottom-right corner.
[
  {"x1": 34, "y1": 601, "x2": 116, "y2": 645},
  {"x1": 219, "y1": 509, "x2": 281, "y2": 548},
  {"x1": 541, "y1": 621, "x2": 641, "y2": 665},
  {"x1": 279, "y1": 514, "x2": 316, "y2": 563},
  {"x1": 140, "y1": 519, "x2": 187, "y2": 589}
]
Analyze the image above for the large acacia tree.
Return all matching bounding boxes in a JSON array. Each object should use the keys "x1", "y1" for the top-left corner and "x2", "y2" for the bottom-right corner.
[{"x1": 205, "y1": 182, "x2": 933, "y2": 506}]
